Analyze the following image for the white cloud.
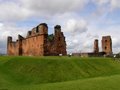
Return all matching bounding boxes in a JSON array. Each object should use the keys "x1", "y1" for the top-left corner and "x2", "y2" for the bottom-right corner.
[
  {"x1": 0, "y1": 23, "x2": 27, "y2": 40},
  {"x1": 66, "y1": 33, "x2": 99, "y2": 53},
  {"x1": 62, "y1": 18, "x2": 89, "y2": 53},
  {"x1": 0, "y1": 22, "x2": 28, "y2": 53},
  {"x1": 63, "y1": 19, "x2": 88, "y2": 33},
  {"x1": 0, "y1": 2, "x2": 31, "y2": 21},
  {"x1": 110, "y1": 0, "x2": 120, "y2": 9}
]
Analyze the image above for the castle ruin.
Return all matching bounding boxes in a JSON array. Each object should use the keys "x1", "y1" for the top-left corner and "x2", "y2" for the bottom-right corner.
[
  {"x1": 7, "y1": 23, "x2": 67, "y2": 56},
  {"x1": 102, "y1": 36, "x2": 112, "y2": 55},
  {"x1": 94, "y1": 39, "x2": 99, "y2": 53},
  {"x1": 73, "y1": 36, "x2": 112, "y2": 57}
]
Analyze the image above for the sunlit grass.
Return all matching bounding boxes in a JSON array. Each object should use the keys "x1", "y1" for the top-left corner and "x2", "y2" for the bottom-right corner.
[{"x1": 0, "y1": 56, "x2": 120, "y2": 90}]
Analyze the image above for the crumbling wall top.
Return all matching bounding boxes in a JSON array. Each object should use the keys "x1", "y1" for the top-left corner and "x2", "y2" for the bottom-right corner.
[
  {"x1": 54, "y1": 25, "x2": 61, "y2": 30},
  {"x1": 39, "y1": 23, "x2": 48, "y2": 28},
  {"x1": 7, "y1": 36, "x2": 12, "y2": 43},
  {"x1": 102, "y1": 36, "x2": 111, "y2": 40}
]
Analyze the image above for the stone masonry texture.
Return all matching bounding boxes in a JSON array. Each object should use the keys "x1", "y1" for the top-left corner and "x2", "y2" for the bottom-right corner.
[
  {"x1": 102, "y1": 36, "x2": 112, "y2": 55},
  {"x1": 7, "y1": 23, "x2": 67, "y2": 56}
]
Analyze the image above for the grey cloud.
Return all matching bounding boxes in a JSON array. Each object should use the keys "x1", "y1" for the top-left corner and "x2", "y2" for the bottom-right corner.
[
  {"x1": 0, "y1": 0, "x2": 89, "y2": 22},
  {"x1": 21, "y1": 0, "x2": 88, "y2": 14},
  {"x1": 0, "y1": 0, "x2": 120, "y2": 22}
]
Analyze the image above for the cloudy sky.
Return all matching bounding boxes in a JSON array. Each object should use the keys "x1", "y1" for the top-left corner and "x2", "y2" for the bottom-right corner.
[{"x1": 0, "y1": 0, "x2": 120, "y2": 54}]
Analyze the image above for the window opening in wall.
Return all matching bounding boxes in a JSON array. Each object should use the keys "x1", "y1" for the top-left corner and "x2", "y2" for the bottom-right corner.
[
  {"x1": 36, "y1": 26, "x2": 39, "y2": 33},
  {"x1": 105, "y1": 46, "x2": 107, "y2": 50},
  {"x1": 58, "y1": 37, "x2": 60, "y2": 41}
]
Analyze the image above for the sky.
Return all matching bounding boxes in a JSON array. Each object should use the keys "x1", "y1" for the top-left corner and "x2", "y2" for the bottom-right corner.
[{"x1": 0, "y1": 0, "x2": 120, "y2": 54}]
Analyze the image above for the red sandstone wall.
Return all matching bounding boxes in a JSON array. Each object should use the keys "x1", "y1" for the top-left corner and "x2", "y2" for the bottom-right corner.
[
  {"x1": 7, "y1": 23, "x2": 67, "y2": 56},
  {"x1": 21, "y1": 23, "x2": 48, "y2": 56},
  {"x1": 7, "y1": 41, "x2": 18, "y2": 56},
  {"x1": 54, "y1": 32, "x2": 67, "y2": 55},
  {"x1": 94, "y1": 39, "x2": 99, "y2": 53},
  {"x1": 102, "y1": 36, "x2": 112, "y2": 55},
  {"x1": 47, "y1": 25, "x2": 67, "y2": 56},
  {"x1": 22, "y1": 35, "x2": 45, "y2": 56}
]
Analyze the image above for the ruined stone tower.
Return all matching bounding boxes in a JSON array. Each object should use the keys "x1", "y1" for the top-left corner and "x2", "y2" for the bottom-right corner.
[
  {"x1": 7, "y1": 23, "x2": 67, "y2": 56},
  {"x1": 94, "y1": 39, "x2": 99, "y2": 53},
  {"x1": 102, "y1": 36, "x2": 112, "y2": 55},
  {"x1": 54, "y1": 25, "x2": 67, "y2": 55}
]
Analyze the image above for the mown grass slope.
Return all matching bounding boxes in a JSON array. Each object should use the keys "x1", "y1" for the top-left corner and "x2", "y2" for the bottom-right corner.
[{"x1": 0, "y1": 56, "x2": 120, "y2": 90}]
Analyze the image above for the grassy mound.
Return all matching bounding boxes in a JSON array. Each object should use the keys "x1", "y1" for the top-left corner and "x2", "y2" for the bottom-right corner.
[
  {"x1": 14, "y1": 74, "x2": 120, "y2": 90},
  {"x1": 0, "y1": 56, "x2": 120, "y2": 90}
]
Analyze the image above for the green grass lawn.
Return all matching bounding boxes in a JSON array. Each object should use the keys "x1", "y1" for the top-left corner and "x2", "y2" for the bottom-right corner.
[{"x1": 0, "y1": 56, "x2": 120, "y2": 90}]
